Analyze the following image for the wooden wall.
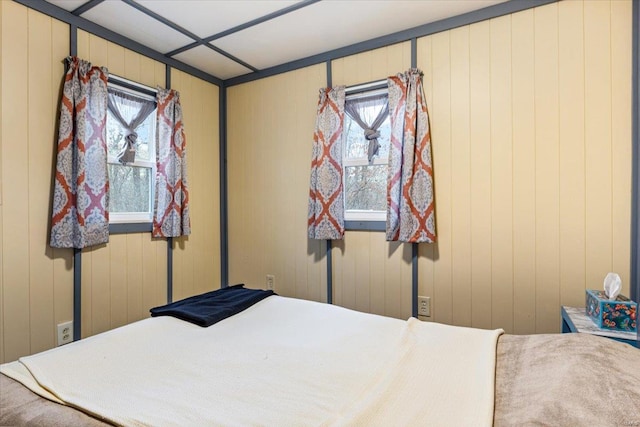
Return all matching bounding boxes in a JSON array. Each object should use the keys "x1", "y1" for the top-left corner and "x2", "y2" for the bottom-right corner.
[
  {"x1": 226, "y1": 0, "x2": 633, "y2": 333},
  {"x1": 417, "y1": 0, "x2": 631, "y2": 333},
  {"x1": 76, "y1": 30, "x2": 169, "y2": 338},
  {"x1": 227, "y1": 64, "x2": 328, "y2": 301},
  {"x1": 331, "y1": 43, "x2": 414, "y2": 319},
  {"x1": 0, "y1": 2, "x2": 221, "y2": 363},
  {"x1": 0, "y1": 0, "x2": 633, "y2": 364},
  {"x1": 1, "y1": 1, "x2": 73, "y2": 363},
  {"x1": 170, "y1": 69, "x2": 221, "y2": 301}
]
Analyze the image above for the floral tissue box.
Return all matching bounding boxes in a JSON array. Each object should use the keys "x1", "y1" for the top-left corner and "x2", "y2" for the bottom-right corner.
[{"x1": 585, "y1": 290, "x2": 637, "y2": 332}]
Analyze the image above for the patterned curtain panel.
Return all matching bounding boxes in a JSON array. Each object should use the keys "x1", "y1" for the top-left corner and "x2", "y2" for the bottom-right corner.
[
  {"x1": 50, "y1": 56, "x2": 109, "y2": 249},
  {"x1": 308, "y1": 86, "x2": 346, "y2": 240},
  {"x1": 386, "y1": 69, "x2": 436, "y2": 243},
  {"x1": 153, "y1": 87, "x2": 191, "y2": 238}
]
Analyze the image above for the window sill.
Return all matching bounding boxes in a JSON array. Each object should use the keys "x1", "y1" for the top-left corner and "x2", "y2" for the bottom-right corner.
[
  {"x1": 109, "y1": 222, "x2": 152, "y2": 234},
  {"x1": 344, "y1": 220, "x2": 386, "y2": 232}
]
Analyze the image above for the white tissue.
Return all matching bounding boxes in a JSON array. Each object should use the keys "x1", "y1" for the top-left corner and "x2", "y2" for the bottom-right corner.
[{"x1": 603, "y1": 272, "x2": 622, "y2": 300}]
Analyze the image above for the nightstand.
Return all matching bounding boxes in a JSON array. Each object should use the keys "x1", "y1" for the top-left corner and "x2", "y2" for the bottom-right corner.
[{"x1": 561, "y1": 306, "x2": 639, "y2": 348}]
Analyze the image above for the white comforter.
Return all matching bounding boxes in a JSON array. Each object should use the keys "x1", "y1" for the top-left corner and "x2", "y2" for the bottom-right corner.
[{"x1": 1, "y1": 296, "x2": 502, "y2": 427}]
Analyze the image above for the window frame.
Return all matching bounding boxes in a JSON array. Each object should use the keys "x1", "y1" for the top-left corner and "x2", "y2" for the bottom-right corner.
[
  {"x1": 106, "y1": 76, "x2": 158, "y2": 231},
  {"x1": 342, "y1": 80, "x2": 389, "y2": 230}
]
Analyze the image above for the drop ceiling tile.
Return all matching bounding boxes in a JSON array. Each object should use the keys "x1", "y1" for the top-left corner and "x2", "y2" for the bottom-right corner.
[
  {"x1": 81, "y1": 1, "x2": 194, "y2": 54},
  {"x1": 215, "y1": 0, "x2": 504, "y2": 70},
  {"x1": 138, "y1": 0, "x2": 300, "y2": 39},
  {"x1": 173, "y1": 45, "x2": 252, "y2": 80},
  {"x1": 45, "y1": 0, "x2": 88, "y2": 12}
]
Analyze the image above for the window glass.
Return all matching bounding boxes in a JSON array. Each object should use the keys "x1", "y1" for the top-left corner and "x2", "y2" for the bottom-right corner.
[
  {"x1": 106, "y1": 81, "x2": 157, "y2": 224},
  {"x1": 342, "y1": 84, "x2": 389, "y2": 223},
  {"x1": 107, "y1": 164, "x2": 152, "y2": 213},
  {"x1": 344, "y1": 165, "x2": 387, "y2": 211}
]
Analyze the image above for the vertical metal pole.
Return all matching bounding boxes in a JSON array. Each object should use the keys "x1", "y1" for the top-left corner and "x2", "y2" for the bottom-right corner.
[
  {"x1": 412, "y1": 243, "x2": 418, "y2": 318},
  {"x1": 73, "y1": 248, "x2": 82, "y2": 340},
  {"x1": 327, "y1": 240, "x2": 333, "y2": 304},
  {"x1": 411, "y1": 38, "x2": 418, "y2": 68},
  {"x1": 166, "y1": 64, "x2": 174, "y2": 303},
  {"x1": 411, "y1": 38, "x2": 419, "y2": 318},
  {"x1": 220, "y1": 85, "x2": 229, "y2": 288},
  {"x1": 70, "y1": 26, "x2": 82, "y2": 341},
  {"x1": 326, "y1": 59, "x2": 334, "y2": 304},
  {"x1": 632, "y1": 0, "x2": 639, "y2": 304},
  {"x1": 167, "y1": 237, "x2": 173, "y2": 303},
  {"x1": 70, "y1": 25, "x2": 77, "y2": 57}
]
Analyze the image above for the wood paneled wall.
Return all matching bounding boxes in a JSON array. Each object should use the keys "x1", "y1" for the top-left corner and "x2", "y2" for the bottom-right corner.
[
  {"x1": 76, "y1": 30, "x2": 169, "y2": 338},
  {"x1": 0, "y1": 3, "x2": 221, "y2": 363},
  {"x1": 227, "y1": 64, "x2": 328, "y2": 301},
  {"x1": 331, "y1": 43, "x2": 414, "y2": 319},
  {"x1": 170, "y1": 69, "x2": 221, "y2": 301},
  {"x1": 226, "y1": 0, "x2": 633, "y2": 333},
  {"x1": 417, "y1": 0, "x2": 631, "y2": 333},
  {"x1": 1, "y1": 1, "x2": 73, "y2": 363}
]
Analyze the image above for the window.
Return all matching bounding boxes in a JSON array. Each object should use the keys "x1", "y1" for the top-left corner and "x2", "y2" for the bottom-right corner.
[
  {"x1": 342, "y1": 81, "x2": 390, "y2": 225},
  {"x1": 106, "y1": 78, "x2": 157, "y2": 224}
]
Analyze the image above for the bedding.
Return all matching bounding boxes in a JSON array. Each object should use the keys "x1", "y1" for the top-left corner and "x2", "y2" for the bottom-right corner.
[
  {"x1": 1, "y1": 295, "x2": 639, "y2": 426},
  {"x1": 149, "y1": 283, "x2": 274, "y2": 326}
]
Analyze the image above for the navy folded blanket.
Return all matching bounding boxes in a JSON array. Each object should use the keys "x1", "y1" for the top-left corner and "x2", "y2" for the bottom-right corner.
[{"x1": 150, "y1": 284, "x2": 275, "y2": 327}]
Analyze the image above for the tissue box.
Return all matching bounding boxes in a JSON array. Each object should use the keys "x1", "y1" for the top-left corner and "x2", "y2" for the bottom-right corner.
[{"x1": 585, "y1": 290, "x2": 637, "y2": 332}]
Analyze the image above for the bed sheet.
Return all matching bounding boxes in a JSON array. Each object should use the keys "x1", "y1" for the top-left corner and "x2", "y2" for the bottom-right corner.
[{"x1": 1, "y1": 296, "x2": 501, "y2": 427}]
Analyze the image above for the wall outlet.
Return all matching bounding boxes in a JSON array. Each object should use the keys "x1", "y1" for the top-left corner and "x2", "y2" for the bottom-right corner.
[
  {"x1": 418, "y1": 296, "x2": 431, "y2": 317},
  {"x1": 57, "y1": 321, "x2": 73, "y2": 346},
  {"x1": 266, "y1": 274, "x2": 275, "y2": 290}
]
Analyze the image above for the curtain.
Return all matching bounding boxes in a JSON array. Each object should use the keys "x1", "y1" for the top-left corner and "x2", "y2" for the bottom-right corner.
[
  {"x1": 344, "y1": 93, "x2": 389, "y2": 163},
  {"x1": 308, "y1": 86, "x2": 346, "y2": 240},
  {"x1": 153, "y1": 87, "x2": 191, "y2": 238},
  {"x1": 386, "y1": 69, "x2": 436, "y2": 243},
  {"x1": 50, "y1": 56, "x2": 109, "y2": 249},
  {"x1": 107, "y1": 87, "x2": 156, "y2": 164}
]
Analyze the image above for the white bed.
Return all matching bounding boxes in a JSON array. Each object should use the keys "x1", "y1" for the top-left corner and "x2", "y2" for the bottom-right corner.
[{"x1": 1, "y1": 294, "x2": 639, "y2": 426}]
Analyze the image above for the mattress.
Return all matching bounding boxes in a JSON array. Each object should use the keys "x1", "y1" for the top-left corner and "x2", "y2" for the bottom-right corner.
[{"x1": 2, "y1": 296, "x2": 640, "y2": 426}]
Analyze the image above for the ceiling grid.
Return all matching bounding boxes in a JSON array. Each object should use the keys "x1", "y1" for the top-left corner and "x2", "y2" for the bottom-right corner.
[{"x1": 45, "y1": 0, "x2": 507, "y2": 81}]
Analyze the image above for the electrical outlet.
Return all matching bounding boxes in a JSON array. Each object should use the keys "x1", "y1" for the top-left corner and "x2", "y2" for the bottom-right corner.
[
  {"x1": 57, "y1": 321, "x2": 73, "y2": 346},
  {"x1": 266, "y1": 274, "x2": 275, "y2": 290},
  {"x1": 418, "y1": 296, "x2": 431, "y2": 317}
]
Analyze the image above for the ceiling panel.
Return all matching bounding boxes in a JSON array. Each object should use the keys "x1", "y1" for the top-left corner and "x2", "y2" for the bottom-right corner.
[
  {"x1": 137, "y1": 0, "x2": 300, "y2": 39},
  {"x1": 46, "y1": 0, "x2": 88, "y2": 12},
  {"x1": 173, "y1": 45, "x2": 253, "y2": 80},
  {"x1": 44, "y1": 0, "x2": 510, "y2": 81},
  {"x1": 81, "y1": 1, "x2": 194, "y2": 54},
  {"x1": 214, "y1": 0, "x2": 504, "y2": 70}
]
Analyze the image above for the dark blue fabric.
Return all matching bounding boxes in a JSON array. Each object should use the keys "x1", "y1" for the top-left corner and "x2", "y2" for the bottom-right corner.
[{"x1": 150, "y1": 284, "x2": 275, "y2": 327}]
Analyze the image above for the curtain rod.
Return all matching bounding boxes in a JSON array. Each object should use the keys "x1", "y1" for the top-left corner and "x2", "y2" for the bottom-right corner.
[
  {"x1": 108, "y1": 74, "x2": 157, "y2": 99},
  {"x1": 345, "y1": 79, "x2": 387, "y2": 95}
]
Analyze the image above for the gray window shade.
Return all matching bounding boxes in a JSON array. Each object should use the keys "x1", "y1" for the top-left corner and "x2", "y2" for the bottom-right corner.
[
  {"x1": 344, "y1": 93, "x2": 389, "y2": 163},
  {"x1": 107, "y1": 86, "x2": 156, "y2": 164}
]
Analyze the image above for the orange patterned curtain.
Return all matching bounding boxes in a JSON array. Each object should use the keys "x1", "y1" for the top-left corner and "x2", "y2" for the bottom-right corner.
[
  {"x1": 153, "y1": 87, "x2": 191, "y2": 238},
  {"x1": 386, "y1": 69, "x2": 436, "y2": 243},
  {"x1": 50, "y1": 56, "x2": 109, "y2": 249},
  {"x1": 307, "y1": 86, "x2": 346, "y2": 240}
]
